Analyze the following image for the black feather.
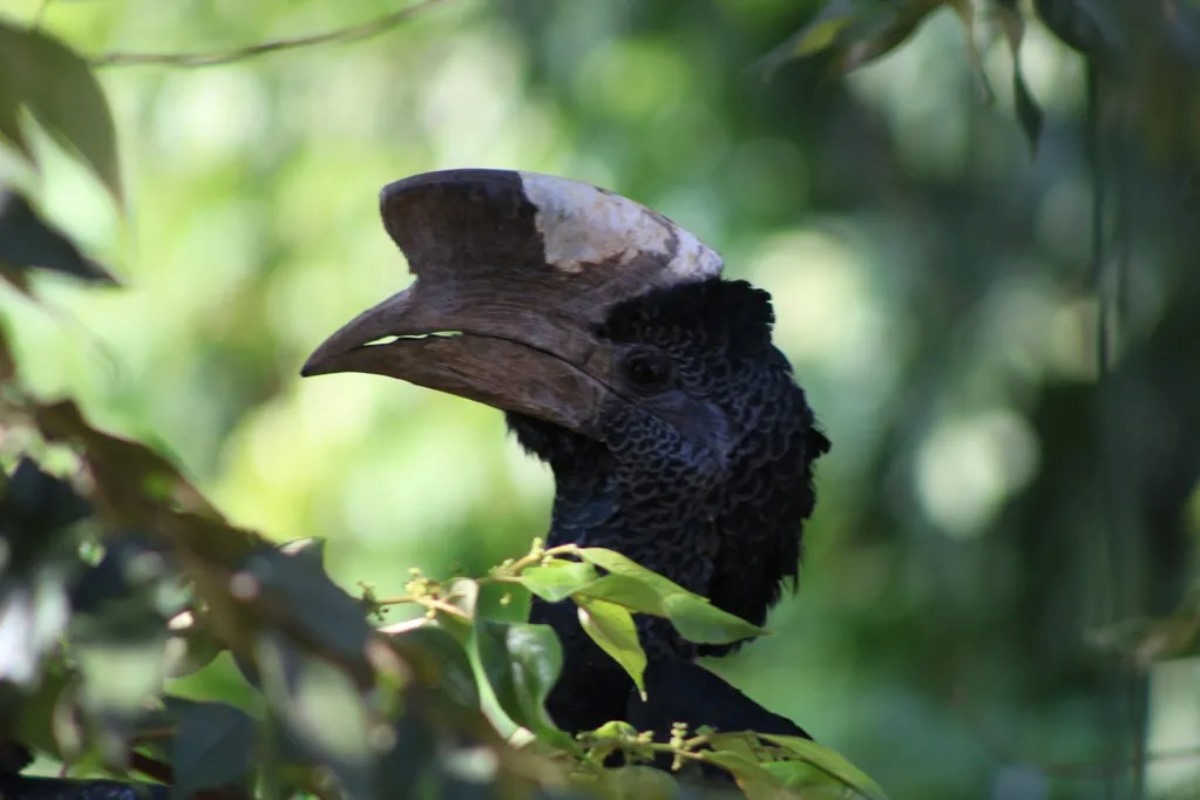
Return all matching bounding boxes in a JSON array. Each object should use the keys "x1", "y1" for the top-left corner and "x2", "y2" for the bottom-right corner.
[{"x1": 508, "y1": 277, "x2": 827, "y2": 732}]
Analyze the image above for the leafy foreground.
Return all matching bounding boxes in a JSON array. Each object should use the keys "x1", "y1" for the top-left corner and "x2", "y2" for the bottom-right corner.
[
  {"x1": 0, "y1": 18, "x2": 883, "y2": 796},
  {"x1": 0, "y1": 386, "x2": 887, "y2": 799}
]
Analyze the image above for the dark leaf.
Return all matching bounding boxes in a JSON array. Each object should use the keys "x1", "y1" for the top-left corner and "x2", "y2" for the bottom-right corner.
[
  {"x1": 163, "y1": 623, "x2": 224, "y2": 679},
  {"x1": 1033, "y1": 0, "x2": 1116, "y2": 58},
  {"x1": 0, "y1": 73, "x2": 33, "y2": 161},
  {"x1": 255, "y1": 631, "x2": 374, "y2": 800},
  {"x1": 239, "y1": 547, "x2": 372, "y2": 663},
  {"x1": 33, "y1": 401, "x2": 265, "y2": 564},
  {"x1": 994, "y1": 5, "x2": 1044, "y2": 154},
  {"x1": 166, "y1": 699, "x2": 255, "y2": 799},
  {"x1": 695, "y1": 749, "x2": 786, "y2": 799},
  {"x1": 1013, "y1": 67, "x2": 1044, "y2": 155},
  {"x1": 0, "y1": 21, "x2": 122, "y2": 199},
  {"x1": 594, "y1": 765, "x2": 682, "y2": 799},
  {"x1": 474, "y1": 621, "x2": 571, "y2": 749},
  {"x1": 0, "y1": 775, "x2": 167, "y2": 799},
  {"x1": 70, "y1": 536, "x2": 172, "y2": 615},
  {"x1": 0, "y1": 190, "x2": 118, "y2": 283},
  {"x1": 758, "y1": 0, "x2": 947, "y2": 77},
  {"x1": 1089, "y1": 614, "x2": 1200, "y2": 667},
  {"x1": 0, "y1": 458, "x2": 90, "y2": 572},
  {"x1": 0, "y1": 323, "x2": 15, "y2": 383},
  {"x1": 277, "y1": 537, "x2": 326, "y2": 567},
  {"x1": 388, "y1": 623, "x2": 479, "y2": 710}
]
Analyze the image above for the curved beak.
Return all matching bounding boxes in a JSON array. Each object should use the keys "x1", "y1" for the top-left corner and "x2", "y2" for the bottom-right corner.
[{"x1": 301, "y1": 169, "x2": 722, "y2": 436}]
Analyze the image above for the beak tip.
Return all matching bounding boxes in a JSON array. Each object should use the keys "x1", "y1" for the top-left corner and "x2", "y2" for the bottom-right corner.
[{"x1": 299, "y1": 353, "x2": 329, "y2": 378}]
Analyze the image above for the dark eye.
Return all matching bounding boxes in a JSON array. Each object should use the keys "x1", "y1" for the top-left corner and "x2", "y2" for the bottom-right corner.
[{"x1": 621, "y1": 346, "x2": 675, "y2": 393}]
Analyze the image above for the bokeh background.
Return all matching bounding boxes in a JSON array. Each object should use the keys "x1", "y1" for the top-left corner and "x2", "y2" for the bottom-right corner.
[{"x1": 3, "y1": 1, "x2": 1199, "y2": 797}]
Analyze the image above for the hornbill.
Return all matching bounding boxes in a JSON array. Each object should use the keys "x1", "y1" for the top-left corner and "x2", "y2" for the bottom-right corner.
[{"x1": 303, "y1": 169, "x2": 829, "y2": 738}]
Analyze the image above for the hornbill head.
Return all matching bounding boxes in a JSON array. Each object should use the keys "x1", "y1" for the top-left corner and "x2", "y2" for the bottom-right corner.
[{"x1": 303, "y1": 169, "x2": 828, "y2": 645}]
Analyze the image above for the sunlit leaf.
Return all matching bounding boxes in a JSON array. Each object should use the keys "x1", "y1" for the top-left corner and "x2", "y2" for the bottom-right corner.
[
  {"x1": 574, "y1": 573, "x2": 664, "y2": 616},
  {"x1": 760, "y1": 734, "x2": 890, "y2": 800},
  {"x1": 0, "y1": 21, "x2": 122, "y2": 199},
  {"x1": 518, "y1": 559, "x2": 599, "y2": 602},
  {"x1": 166, "y1": 698, "x2": 255, "y2": 799},
  {"x1": 575, "y1": 548, "x2": 766, "y2": 644},
  {"x1": 0, "y1": 190, "x2": 117, "y2": 284},
  {"x1": 575, "y1": 595, "x2": 646, "y2": 699},
  {"x1": 660, "y1": 592, "x2": 764, "y2": 645}
]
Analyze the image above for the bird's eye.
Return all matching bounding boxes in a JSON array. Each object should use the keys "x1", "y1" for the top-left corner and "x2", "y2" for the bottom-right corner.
[{"x1": 621, "y1": 346, "x2": 675, "y2": 393}]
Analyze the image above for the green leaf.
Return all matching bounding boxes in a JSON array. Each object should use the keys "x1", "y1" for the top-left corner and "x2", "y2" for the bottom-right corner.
[
  {"x1": 760, "y1": 734, "x2": 890, "y2": 800},
  {"x1": 391, "y1": 623, "x2": 480, "y2": 710},
  {"x1": 239, "y1": 547, "x2": 372, "y2": 663},
  {"x1": 573, "y1": 573, "x2": 664, "y2": 616},
  {"x1": 575, "y1": 595, "x2": 646, "y2": 699},
  {"x1": 575, "y1": 548, "x2": 766, "y2": 645},
  {"x1": 1034, "y1": 0, "x2": 1115, "y2": 57},
  {"x1": 0, "y1": 72, "x2": 32, "y2": 161},
  {"x1": 757, "y1": 0, "x2": 948, "y2": 77},
  {"x1": 661, "y1": 591, "x2": 764, "y2": 645},
  {"x1": 255, "y1": 630, "x2": 373, "y2": 799},
  {"x1": 164, "y1": 625, "x2": 224, "y2": 679},
  {"x1": 0, "y1": 190, "x2": 118, "y2": 283},
  {"x1": 1012, "y1": 67, "x2": 1043, "y2": 155},
  {"x1": 14, "y1": 665, "x2": 72, "y2": 756},
  {"x1": 595, "y1": 765, "x2": 683, "y2": 799},
  {"x1": 166, "y1": 699, "x2": 255, "y2": 799},
  {"x1": 518, "y1": 559, "x2": 599, "y2": 602},
  {"x1": 994, "y1": 4, "x2": 1043, "y2": 154},
  {"x1": 0, "y1": 457, "x2": 90, "y2": 573},
  {"x1": 0, "y1": 21, "x2": 122, "y2": 200},
  {"x1": 474, "y1": 620, "x2": 572, "y2": 749},
  {"x1": 697, "y1": 749, "x2": 788, "y2": 799}
]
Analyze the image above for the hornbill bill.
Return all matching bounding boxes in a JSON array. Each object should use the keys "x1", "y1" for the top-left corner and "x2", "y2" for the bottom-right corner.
[{"x1": 303, "y1": 169, "x2": 829, "y2": 738}]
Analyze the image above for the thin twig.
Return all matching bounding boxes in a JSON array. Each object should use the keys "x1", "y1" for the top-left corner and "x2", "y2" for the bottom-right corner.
[{"x1": 90, "y1": 0, "x2": 449, "y2": 68}]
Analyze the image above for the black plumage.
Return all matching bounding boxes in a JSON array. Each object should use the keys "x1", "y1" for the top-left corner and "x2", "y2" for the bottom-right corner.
[
  {"x1": 508, "y1": 278, "x2": 827, "y2": 731},
  {"x1": 303, "y1": 169, "x2": 828, "y2": 740}
]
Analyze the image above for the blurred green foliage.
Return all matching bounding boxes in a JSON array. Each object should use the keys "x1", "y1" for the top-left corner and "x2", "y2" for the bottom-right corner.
[{"x1": 1, "y1": 0, "x2": 1199, "y2": 797}]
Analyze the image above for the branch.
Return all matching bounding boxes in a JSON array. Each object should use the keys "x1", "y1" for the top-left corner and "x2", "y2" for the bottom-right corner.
[{"x1": 90, "y1": 0, "x2": 449, "y2": 68}]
